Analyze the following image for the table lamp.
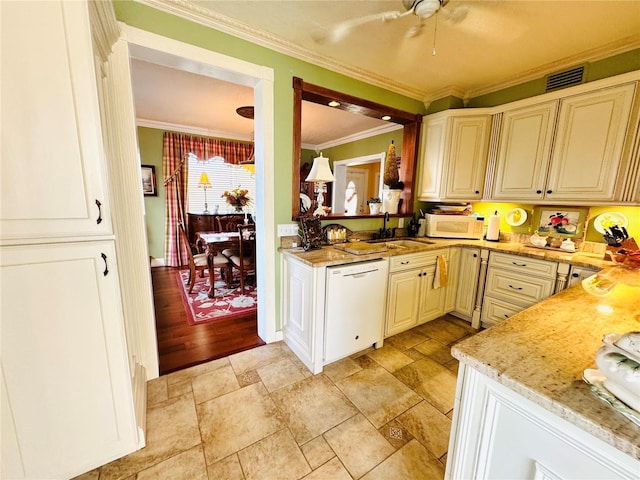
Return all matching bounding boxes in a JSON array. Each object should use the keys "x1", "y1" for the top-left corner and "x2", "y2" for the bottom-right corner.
[
  {"x1": 305, "y1": 153, "x2": 335, "y2": 216},
  {"x1": 198, "y1": 172, "x2": 212, "y2": 214}
]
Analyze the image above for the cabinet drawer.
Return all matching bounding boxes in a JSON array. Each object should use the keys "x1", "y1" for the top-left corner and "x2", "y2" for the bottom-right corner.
[
  {"x1": 389, "y1": 249, "x2": 448, "y2": 272},
  {"x1": 489, "y1": 252, "x2": 557, "y2": 278},
  {"x1": 485, "y1": 268, "x2": 555, "y2": 307},
  {"x1": 481, "y1": 296, "x2": 523, "y2": 326}
]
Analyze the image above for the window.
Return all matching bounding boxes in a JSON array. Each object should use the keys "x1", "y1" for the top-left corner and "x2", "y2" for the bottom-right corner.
[{"x1": 187, "y1": 154, "x2": 255, "y2": 215}]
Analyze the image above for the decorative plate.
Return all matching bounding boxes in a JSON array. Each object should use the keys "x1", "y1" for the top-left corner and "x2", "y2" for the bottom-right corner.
[
  {"x1": 299, "y1": 193, "x2": 312, "y2": 211},
  {"x1": 593, "y1": 212, "x2": 628, "y2": 234},
  {"x1": 583, "y1": 369, "x2": 640, "y2": 426},
  {"x1": 506, "y1": 208, "x2": 527, "y2": 226}
]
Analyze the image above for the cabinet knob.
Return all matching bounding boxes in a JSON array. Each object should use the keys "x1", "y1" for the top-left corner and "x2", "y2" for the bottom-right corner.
[
  {"x1": 536, "y1": 190, "x2": 542, "y2": 194},
  {"x1": 473, "y1": 253, "x2": 478, "y2": 258},
  {"x1": 546, "y1": 190, "x2": 553, "y2": 194},
  {"x1": 355, "y1": 335, "x2": 359, "y2": 340},
  {"x1": 475, "y1": 190, "x2": 480, "y2": 195},
  {"x1": 572, "y1": 273, "x2": 579, "y2": 278}
]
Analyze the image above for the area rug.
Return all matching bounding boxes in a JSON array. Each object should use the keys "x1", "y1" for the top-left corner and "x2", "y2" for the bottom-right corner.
[{"x1": 175, "y1": 269, "x2": 257, "y2": 325}]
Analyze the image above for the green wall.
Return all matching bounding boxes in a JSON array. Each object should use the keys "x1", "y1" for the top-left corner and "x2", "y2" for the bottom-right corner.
[
  {"x1": 118, "y1": 2, "x2": 639, "y2": 334},
  {"x1": 138, "y1": 127, "x2": 166, "y2": 260}
]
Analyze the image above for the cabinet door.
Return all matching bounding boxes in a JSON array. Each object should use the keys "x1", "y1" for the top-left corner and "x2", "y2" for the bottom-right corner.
[
  {"x1": 282, "y1": 258, "x2": 317, "y2": 372},
  {"x1": 0, "y1": 0, "x2": 111, "y2": 242},
  {"x1": 0, "y1": 241, "x2": 138, "y2": 479},
  {"x1": 491, "y1": 101, "x2": 558, "y2": 201},
  {"x1": 418, "y1": 116, "x2": 447, "y2": 201},
  {"x1": 386, "y1": 269, "x2": 421, "y2": 336},
  {"x1": 547, "y1": 83, "x2": 636, "y2": 201},
  {"x1": 418, "y1": 266, "x2": 447, "y2": 324},
  {"x1": 442, "y1": 116, "x2": 491, "y2": 200},
  {"x1": 454, "y1": 248, "x2": 481, "y2": 319}
]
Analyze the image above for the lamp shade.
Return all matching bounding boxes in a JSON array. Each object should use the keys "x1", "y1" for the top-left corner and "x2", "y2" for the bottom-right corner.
[
  {"x1": 305, "y1": 153, "x2": 335, "y2": 183},
  {"x1": 198, "y1": 172, "x2": 211, "y2": 187}
]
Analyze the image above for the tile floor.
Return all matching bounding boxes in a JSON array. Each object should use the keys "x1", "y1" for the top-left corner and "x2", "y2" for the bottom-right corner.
[{"x1": 75, "y1": 314, "x2": 477, "y2": 480}]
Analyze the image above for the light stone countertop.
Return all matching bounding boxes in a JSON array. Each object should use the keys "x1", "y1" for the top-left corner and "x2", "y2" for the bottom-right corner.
[
  {"x1": 280, "y1": 237, "x2": 613, "y2": 270},
  {"x1": 452, "y1": 282, "x2": 640, "y2": 460},
  {"x1": 280, "y1": 238, "x2": 639, "y2": 459}
]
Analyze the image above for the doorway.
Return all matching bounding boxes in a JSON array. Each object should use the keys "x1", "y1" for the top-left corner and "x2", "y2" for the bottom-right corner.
[{"x1": 122, "y1": 25, "x2": 277, "y2": 375}]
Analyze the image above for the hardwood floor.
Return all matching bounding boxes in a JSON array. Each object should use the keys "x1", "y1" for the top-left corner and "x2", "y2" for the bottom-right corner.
[{"x1": 151, "y1": 266, "x2": 265, "y2": 375}]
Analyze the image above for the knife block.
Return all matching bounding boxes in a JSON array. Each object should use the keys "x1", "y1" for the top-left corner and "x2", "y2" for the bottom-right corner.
[{"x1": 604, "y1": 237, "x2": 638, "y2": 261}]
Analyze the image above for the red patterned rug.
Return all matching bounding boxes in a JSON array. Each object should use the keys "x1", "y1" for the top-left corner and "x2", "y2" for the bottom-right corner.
[{"x1": 175, "y1": 269, "x2": 257, "y2": 325}]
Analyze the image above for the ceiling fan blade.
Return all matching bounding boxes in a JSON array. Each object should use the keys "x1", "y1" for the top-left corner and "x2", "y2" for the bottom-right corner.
[
  {"x1": 440, "y1": 5, "x2": 469, "y2": 25},
  {"x1": 312, "y1": 9, "x2": 409, "y2": 44}
]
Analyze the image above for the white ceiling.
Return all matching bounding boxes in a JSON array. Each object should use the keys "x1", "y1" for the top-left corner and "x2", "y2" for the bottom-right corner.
[{"x1": 131, "y1": 0, "x2": 640, "y2": 147}]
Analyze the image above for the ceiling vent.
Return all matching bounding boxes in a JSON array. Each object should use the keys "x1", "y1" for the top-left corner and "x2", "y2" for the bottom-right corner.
[{"x1": 545, "y1": 65, "x2": 586, "y2": 92}]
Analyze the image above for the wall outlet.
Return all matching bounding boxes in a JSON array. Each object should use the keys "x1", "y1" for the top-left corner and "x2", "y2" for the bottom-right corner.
[
  {"x1": 398, "y1": 218, "x2": 405, "y2": 228},
  {"x1": 277, "y1": 224, "x2": 299, "y2": 237}
]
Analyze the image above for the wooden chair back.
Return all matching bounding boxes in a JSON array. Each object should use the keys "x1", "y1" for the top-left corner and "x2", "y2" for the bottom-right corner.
[
  {"x1": 232, "y1": 224, "x2": 256, "y2": 294},
  {"x1": 216, "y1": 215, "x2": 244, "y2": 232}
]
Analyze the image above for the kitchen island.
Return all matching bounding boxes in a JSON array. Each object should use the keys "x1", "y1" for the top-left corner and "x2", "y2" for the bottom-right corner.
[{"x1": 447, "y1": 279, "x2": 640, "y2": 478}]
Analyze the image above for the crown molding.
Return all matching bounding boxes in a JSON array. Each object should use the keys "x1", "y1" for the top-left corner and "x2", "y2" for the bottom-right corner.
[
  {"x1": 302, "y1": 122, "x2": 403, "y2": 152},
  {"x1": 136, "y1": 118, "x2": 253, "y2": 141},
  {"x1": 134, "y1": 0, "x2": 426, "y2": 100},
  {"x1": 134, "y1": 1, "x2": 640, "y2": 106},
  {"x1": 465, "y1": 35, "x2": 640, "y2": 100}
]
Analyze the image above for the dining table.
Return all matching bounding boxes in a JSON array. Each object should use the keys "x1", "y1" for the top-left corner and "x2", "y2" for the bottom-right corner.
[{"x1": 195, "y1": 230, "x2": 256, "y2": 298}]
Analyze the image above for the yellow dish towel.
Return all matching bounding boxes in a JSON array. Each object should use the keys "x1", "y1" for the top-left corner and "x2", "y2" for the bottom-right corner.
[{"x1": 433, "y1": 255, "x2": 448, "y2": 289}]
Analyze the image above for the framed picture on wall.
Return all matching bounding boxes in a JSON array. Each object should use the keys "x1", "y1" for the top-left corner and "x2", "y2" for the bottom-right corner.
[
  {"x1": 532, "y1": 206, "x2": 589, "y2": 238},
  {"x1": 141, "y1": 165, "x2": 157, "y2": 196}
]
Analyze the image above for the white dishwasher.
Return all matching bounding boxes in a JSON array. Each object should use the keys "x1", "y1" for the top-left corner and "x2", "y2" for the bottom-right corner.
[{"x1": 324, "y1": 258, "x2": 389, "y2": 364}]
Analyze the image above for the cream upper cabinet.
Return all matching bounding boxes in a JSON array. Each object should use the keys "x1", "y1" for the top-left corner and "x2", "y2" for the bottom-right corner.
[
  {"x1": 419, "y1": 112, "x2": 491, "y2": 202},
  {"x1": 0, "y1": 0, "x2": 111, "y2": 244},
  {"x1": 490, "y1": 82, "x2": 637, "y2": 203},
  {"x1": 491, "y1": 101, "x2": 559, "y2": 201},
  {"x1": 546, "y1": 83, "x2": 636, "y2": 202}
]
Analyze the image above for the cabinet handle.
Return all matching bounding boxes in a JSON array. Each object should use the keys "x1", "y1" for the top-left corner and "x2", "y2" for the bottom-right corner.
[
  {"x1": 536, "y1": 190, "x2": 542, "y2": 194},
  {"x1": 101, "y1": 253, "x2": 109, "y2": 276},
  {"x1": 400, "y1": 260, "x2": 410, "y2": 265},
  {"x1": 546, "y1": 190, "x2": 553, "y2": 194},
  {"x1": 504, "y1": 314, "x2": 509, "y2": 318},
  {"x1": 572, "y1": 273, "x2": 579, "y2": 278},
  {"x1": 508, "y1": 284, "x2": 523, "y2": 290},
  {"x1": 355, "y1": 335, "x2": 359, "y2": 340},
  {"x1": 95, "y1": 199, "x2": 103, "y2": 224},
  {"x1": 512, "y1": 261, "x2": 527, "y2": 267}
]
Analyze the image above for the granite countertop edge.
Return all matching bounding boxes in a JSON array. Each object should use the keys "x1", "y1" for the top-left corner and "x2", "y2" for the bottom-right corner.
[
  {"x1": 280, "y1": 238, "x2": 613, "y2": 270},
  {"x1": 451, "y1": 285, "x2": 640, "y2": 460}
]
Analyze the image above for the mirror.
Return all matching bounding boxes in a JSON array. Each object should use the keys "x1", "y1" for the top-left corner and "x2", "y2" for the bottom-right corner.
[{"x1": 292, "y1": 77, "x2": 421, "y2": 220}]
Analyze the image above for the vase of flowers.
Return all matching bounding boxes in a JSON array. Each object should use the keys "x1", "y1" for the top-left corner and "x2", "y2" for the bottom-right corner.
[{"x1": 222, "y1": 187, "x2": 251, "y2": 212}]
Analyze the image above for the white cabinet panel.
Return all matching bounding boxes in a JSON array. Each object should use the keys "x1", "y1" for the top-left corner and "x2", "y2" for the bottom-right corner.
[
  {"x1": 547, "y1": 83, "x2": 636, "y2": 201},
  {"x1": 386, "y1": 269, "x2": 421, "y2": 336},
  {"x1": 447, "y1": 366, "x2": 640, "y2": 479},
  {"x1": 454, "y1": 248, "x2": 481, "y2": 320},
  {"x1": 418, "y1": 112, "x2": 490, "y2": 202},
  {"x1": 0, "y1": 241, "x2": 138, "y2": 479},
  {"x1": 443, "y1": 116, "x2": 491, "y2": 200},
  {"x1": 491, "y1": 101, "x2": 558, "y2": 201},
  {"x1": 0, "y1": 0, "x2": 111, "y2": 242}
]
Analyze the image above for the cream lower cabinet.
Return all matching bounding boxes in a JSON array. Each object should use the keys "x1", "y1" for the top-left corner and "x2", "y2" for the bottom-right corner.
[
  {"x1": 1, "y1": 242, "x2": 139, "y2": 479},
  {"x1": 282, "y1": 257, "x2": 325, "y2": 374},
  {"x1": 446, "y1": 365, "x2": 640, "y2": 479},
  {"x1": 481, "y1": 252, "x2": 557, "y2": 327},
  {"x1": 453, "y1": 247, "x2": 481, "y2": 322},
  {"x1": 385, "y1": 249, "x2": 449, "y2": 337}
]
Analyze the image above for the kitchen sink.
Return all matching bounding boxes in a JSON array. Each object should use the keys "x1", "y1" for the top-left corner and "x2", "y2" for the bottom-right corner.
[{"x1": 366, "y1": 238, "x2": 434, "y2": 249}]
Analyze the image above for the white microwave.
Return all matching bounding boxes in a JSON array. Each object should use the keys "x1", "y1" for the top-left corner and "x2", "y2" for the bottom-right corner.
[{"x1": 425, "y1": 213, "x2": 484, "y2": 239}]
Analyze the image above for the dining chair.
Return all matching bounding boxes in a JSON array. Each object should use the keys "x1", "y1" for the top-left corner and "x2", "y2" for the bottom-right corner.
[
  {"x1": 178, "y1": 223, "x2": 230, "y2": 294},
  {"x1": 228, "y1": 224, "x2": 256, "y2": 294},
  {"x1": 216, "y1": 215, "x2": 244, "y2": 232}
]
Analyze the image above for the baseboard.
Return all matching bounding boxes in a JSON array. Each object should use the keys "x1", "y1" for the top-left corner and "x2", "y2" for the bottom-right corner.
[{"x1": 150, "y1": 257, "x2": 165, "y2": 268}]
